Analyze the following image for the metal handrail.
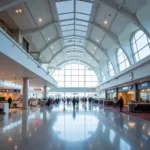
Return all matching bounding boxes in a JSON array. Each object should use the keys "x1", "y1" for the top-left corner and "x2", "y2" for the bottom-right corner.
[{"x1": 0, "y1": 22, "x2": 57, "y2": 83}]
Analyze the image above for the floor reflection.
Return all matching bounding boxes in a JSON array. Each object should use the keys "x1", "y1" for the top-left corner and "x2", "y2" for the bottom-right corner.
[
  {"x1": 52, "y1": 109, "x2": 99, "y2": 142},
  {"x1": 0, "y1": 103, "x2": 150, "y2": 149}
]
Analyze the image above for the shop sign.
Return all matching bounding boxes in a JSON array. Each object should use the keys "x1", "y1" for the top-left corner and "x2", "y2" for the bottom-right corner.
[
  {"x1": 122, "y1": 87, "x2": 129, "y2": 90},
  {"x1": 34, "y1": 88, "x2": 41, "y2": 91},
  {"x1": 107, "y1": 89, "x2": 115, "y2": 93},
  {"x1": 138, "y1": 82, "x2": 150, "y2": 89},
  {"x1": 141, "y1": 83, "x2": 148, "y2": 87},
  {"x1": 118, "y1": 86, "x2": 132, "y2": 91},
  {"x1": 0, "y1": 89, "x2": 20, "y2": 92}
]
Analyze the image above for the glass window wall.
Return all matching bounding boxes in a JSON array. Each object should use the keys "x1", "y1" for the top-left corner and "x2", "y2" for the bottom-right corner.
[
  {"x1": 52, "y1": 64, "x2": 99, "y2": 87},
  {"x1": 131, "y1": 30, "x2": 150, "y2": 62}
]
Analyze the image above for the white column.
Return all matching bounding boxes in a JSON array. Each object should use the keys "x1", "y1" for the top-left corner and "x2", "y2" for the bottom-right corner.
[
  {"x1": 43, "y1": 86, "x2": 47, "y2": 99},
  {"x1": 22, "y1": 78, "x2": 29, "y2": 110}
]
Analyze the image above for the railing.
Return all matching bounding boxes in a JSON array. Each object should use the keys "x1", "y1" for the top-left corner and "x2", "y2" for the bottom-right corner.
[{"x1": 0, "y1": 22, "x2": 57, "y2": 84}]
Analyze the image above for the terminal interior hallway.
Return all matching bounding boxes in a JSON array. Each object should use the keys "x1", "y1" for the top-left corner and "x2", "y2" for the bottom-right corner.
[{"x1": 0, "y1": 103, "x2": 150, "y2": 150}]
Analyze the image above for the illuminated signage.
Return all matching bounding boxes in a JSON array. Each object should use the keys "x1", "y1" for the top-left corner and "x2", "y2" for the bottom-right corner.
[
  {"x1": 138, "y1": 82, "x2": 150, "y2": 89},
  {"x1": 0, "y1": 89, "x2": 20, "y2": 92},
  {"x1": 141, "y1": 83, "x2": 148, "y2": 87},
  {"x1": 122, "y1": 87, "x2": 129, "y2": 90},
  {"x1": 118, "y1": 86, "x2": 132, "y2": 91},
  {"x1": 34, "y1": 88, "x2": 41, "y2": 91}
]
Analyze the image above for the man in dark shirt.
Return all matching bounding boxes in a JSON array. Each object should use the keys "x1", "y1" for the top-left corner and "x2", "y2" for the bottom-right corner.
[
  {"x1": 8, "y1": 97, "x2": 12, "y2": 108},
  {"x1": 118, "y1": 96, "x2": 124, "y2": 112}
]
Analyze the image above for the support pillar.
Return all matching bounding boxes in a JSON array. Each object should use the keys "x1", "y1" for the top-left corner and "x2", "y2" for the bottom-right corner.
[
  {"x1": 22, "y1": 78, "x2": 29, "y2": 110},
  {"x1": 134, "y1": 84, "x2": 139, "y2": 102},
  {"x1": 105, "y1": 90, "x2": 107, "y2": 100},
  {"x1": 116, "y1": 88, "x2": 118, "y2": 99},
  {"x1": 43, "y1": 86, "x2": 47, "y2": 99}
]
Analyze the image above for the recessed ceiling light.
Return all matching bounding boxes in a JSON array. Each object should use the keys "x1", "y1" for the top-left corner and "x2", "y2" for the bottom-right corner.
[
  {"x1": 104, "y1": 20, "x2": 108, "y2": 24},
  {"x1": 19, "y1": 9, "x2": 22, "y2": 13},
  {"x1": 38, "y1": 18, "x2": 43, "y2": 22},
  {"x1": 15, "y1": 10, "x2": 19, "y2": 13},
  {"x1": 96, "y1": 39, "x2": 99, "y2": 42},
  {"x1": 15, "y1": 9, "x2": 23, "y2": 14},
  {"x1": 48, "y1": 37, "x2": 51, "y2": 41}
]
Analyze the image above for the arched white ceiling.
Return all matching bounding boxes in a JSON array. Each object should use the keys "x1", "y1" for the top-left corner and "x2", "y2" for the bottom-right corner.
[{"x1": 0, "y1": 0, "x2": 150, "y2": 82}]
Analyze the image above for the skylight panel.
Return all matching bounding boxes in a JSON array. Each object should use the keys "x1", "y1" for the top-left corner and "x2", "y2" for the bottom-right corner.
[
  {"x1": 59, "y1": 13, "x2": 74, "y2": 20},
  {"x1": 61, "y1": 25, "x2": 74, "y2": 31},
  {"x1": 75, "y1": 42, "x2": 84, "y2": 46},
  {"x1": 75, "y1": 20, "x2": 88, "y2": 26},
  {"x1": 60, "y1": 20, "x2": 74, "y2": 25},
  {"x1": 76, "y1": 1, "x2": 92, "y2": 14},
  {"x1": 75, "y1": 25, "x2": 88, "y2": 31},
  {"x1": 75, "y1": 30, "x2": 86, "y2": 37},
  {"x1": 65, "y1": 42, "x2": 74, "y2": 46},
  {"x1": 56, "y1": 1, "x2": 73, "y2": 14},
  {"x1": 76, "y1": 13, "x2": 90, "y2": 21},
  {"x1": 64, "y1": 39, "x2": 74, "y2": 43},
  {"x1": 62, "y1": 30, "x2": 74, "y2": 36}
]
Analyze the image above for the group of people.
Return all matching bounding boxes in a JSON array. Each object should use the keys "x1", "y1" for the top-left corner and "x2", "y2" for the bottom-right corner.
[{"x1": 113, "y1": 96, "x2": 124, "y2": 112}]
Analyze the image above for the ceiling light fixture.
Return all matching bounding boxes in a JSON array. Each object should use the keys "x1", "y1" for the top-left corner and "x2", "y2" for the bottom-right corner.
[
  {"x1": 96, "y1": 39, "x2": 99, "y2": 42},
  {"x1": 48, "y1": 37, "x2": 51, "y2": 41},
  {"x1": 38, "y1": 18, "x2": 43, "y2": 22},
  {"x1": 19, "y1": 9, "x2": 22, "y2": 13},
  {"x1": 15, "y1": 9, "x2": 23, "y2": 14},
  {"x1": 15, "y1": 10, "x2": 19, "y2": 14},
  {"x1": 104, "y1": 20, "x2": 108, "y2": 24}
]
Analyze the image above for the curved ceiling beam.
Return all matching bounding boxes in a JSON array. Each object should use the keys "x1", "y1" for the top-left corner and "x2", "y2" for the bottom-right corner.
[
  {"x1": 0, "y1": 0, "x2": 25, "y2": 11},
  {"x1": 22, "y1": 18, "x2": 121, "y2": 47},
  {"x1": 39, "y1": 35, "x2": 108, "y2": 57},
  {"x1": 45, "y1": 44, "x2": 100, "y2": 65},
  {"x1": 98, "y1": 0, "x2": 150, "y2": 39},
  {"x1": 48, "y1": 59, "x2": 95, "y2": 71}
]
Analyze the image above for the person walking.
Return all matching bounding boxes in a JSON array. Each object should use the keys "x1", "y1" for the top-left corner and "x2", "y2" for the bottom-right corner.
[
  {"x1": 72, "y1": 97, "x2": 76, "y2": 109},
  {"x1": 118, "y1": 96, "x2": 124, "y2": 112},
  {"x1": 8, "y1": 97, "x2": 12, "y2": 108}
]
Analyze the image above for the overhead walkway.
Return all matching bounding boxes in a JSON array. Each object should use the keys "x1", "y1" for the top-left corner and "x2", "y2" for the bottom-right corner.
[{"x1": 0, "y1": 28, "x2": 58, "y2": 87}]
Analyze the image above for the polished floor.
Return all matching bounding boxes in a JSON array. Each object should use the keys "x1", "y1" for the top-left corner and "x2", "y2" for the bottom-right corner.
[{"x1": 0, "y1": 103, "x2": 150, "y2": 150}]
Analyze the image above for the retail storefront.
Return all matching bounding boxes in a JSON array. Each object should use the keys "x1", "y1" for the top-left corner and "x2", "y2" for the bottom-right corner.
[
  {"x1": 106, "y1": 88, "x2": 117, "y2": 100},
  {"x1": 118, "y1": 86, "x2": 135, "y2": 105},
  {"x1": 138, "y1": 81, "x2": 150, "y2": 102},
  {"x1": 0, "y1": 89, "x2": 21, "y2": 101},
  {"x1": 29, "y1": 88, "x2": 43, "y2": 99}
]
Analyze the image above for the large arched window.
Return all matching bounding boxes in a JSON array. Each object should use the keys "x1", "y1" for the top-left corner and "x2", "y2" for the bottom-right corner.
[
  {"x1": 117, "y1": 48, "x2": 130, "y2": 71},
  {"x1": 131, "y1": 30, "x2": 150, "y2": 62},
  {"x1": 101, "y1": 71, "x2": 106, "y2": 82},
  {"x1": 53, "y1": 64, "x2": 99, "y2": 87},
  {"x1": 108, "y1": 61, "x2": 115, "y2": 77}
]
